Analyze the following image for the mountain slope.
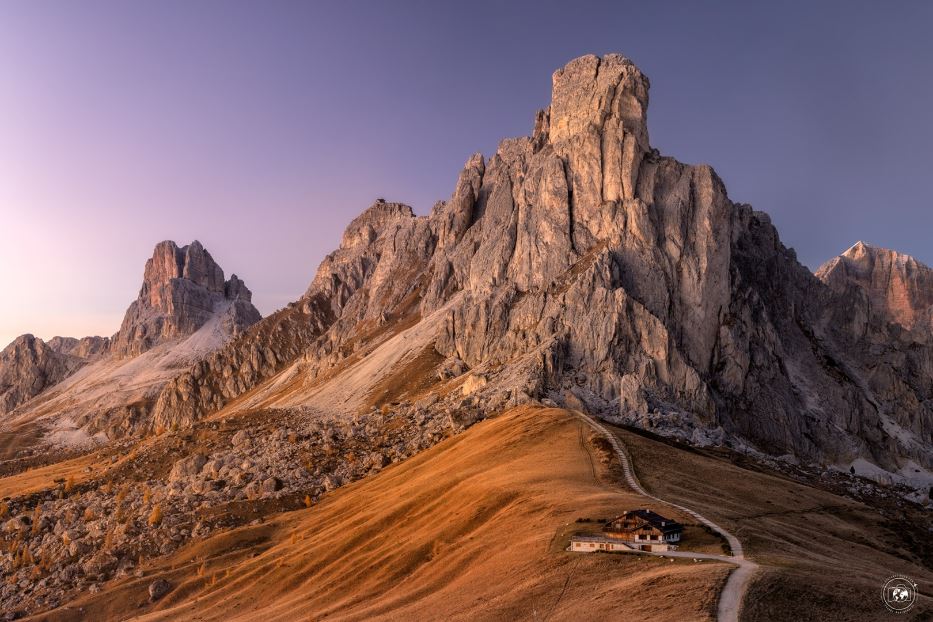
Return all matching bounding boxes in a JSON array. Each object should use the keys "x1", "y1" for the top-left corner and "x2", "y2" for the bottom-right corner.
[
  {"x1": 29, "y1": 407, "x2": 931, "y2": 622},
  {"x1": 33, "y1": 407, "x2": 731, "y2": 622}
]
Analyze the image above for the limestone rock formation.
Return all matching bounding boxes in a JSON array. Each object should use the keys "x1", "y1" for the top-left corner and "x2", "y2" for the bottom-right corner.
[
  {"x1": 149, "y1": 54, "x2": 931, "y2": 485},
  {"x1": 149, "y1": 202, "x2": 424, "y2": 431},
  {"x1": 46, "y1": 336, "x2": 111, "y2": 359},
  {"x1": 817, "y1": 241, "x2": 933, "y2": 337},
  {"x1": 2, "y1": 240, "x2": 262, "y2": 439},
  {"x1": 110, "y1": 240, "x2": 261, "y2": 357},
  {"x1": 0, "y1": 334, "x2": 106, "y2": 414}
]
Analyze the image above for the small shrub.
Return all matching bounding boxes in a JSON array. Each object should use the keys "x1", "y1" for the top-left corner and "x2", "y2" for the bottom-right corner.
[
  {"x1": 31, "y1": 506, "x2": 42, "y2": 534},
  {"x1": 303, "y1": 495, "x2": 312, "y2": 508},
  {"x1": 147, "y1": 505, "x2": 163, "y2": 527}
]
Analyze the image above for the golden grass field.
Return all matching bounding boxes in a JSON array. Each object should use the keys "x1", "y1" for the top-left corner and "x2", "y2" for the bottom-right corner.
[
  {"x1": 15, "y1": 405, "x2": 931, "y2": 621},
  {"x1": 31, "y1": 407, "x2": 729, "y2": 621},
  {"x1": 616, "y1": 426, "x2": 933, "y2": 621}
]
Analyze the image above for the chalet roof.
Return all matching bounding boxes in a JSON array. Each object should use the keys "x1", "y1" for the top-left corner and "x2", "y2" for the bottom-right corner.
[{"x1": 606, "y1": 509, "x2": 683, "y2": 534}]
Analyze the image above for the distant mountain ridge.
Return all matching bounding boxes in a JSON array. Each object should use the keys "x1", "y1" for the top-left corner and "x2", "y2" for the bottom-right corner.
[
  {"x1": 817, "y1": 240, "x2": 933, "y2": 337},
  {"x1": 0, "y1": 240, "x2": 260, "y2": 430},
  {"x1": 0, "y1": 334, "x2": 107, "y2": 414}
]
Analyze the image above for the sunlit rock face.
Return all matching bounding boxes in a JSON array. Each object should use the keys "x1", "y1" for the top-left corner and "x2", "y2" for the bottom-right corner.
[
  {"x1": 0, "y1": 334, "x2": 112, "y2": 415},
  {"x1": 151, "y1": 54, "x2": 932, "y2": 478},
  {"x1": 0, "y1": 335, "x2": 83, "y2": 414},
  {"x1": 817, "y1": 241, "x2": 933, "y2": 336},
  {"x1": 110, "y1": 240, "x2": 261, "y2": 358}
]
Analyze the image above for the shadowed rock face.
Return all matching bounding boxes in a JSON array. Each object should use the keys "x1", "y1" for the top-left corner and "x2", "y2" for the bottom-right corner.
[
  {"x1": 151, "y1": 54, "x2": 932, "y2": 477},
  {"x1": 817, "y1": 241, "x2": 933, "y2": 336},
  {"x1": 110, "y1": 240, "x2": 262, "y2": 358},
  {"x1": 0, "y1": 334, "x2": 107, "y2": 414}
]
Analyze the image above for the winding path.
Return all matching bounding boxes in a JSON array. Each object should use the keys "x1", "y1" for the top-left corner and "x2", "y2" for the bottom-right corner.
[{"x1": 573, "y1": 411, "x2": 758, "y2": 622}]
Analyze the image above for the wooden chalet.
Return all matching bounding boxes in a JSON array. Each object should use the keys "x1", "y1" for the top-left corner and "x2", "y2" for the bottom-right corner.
[
  {"x1": 568, "y1": 508, "x2": 684, "y2": 554},
  {"x1": 603, "y1": 509, "x2": 683, "y2": 546}
]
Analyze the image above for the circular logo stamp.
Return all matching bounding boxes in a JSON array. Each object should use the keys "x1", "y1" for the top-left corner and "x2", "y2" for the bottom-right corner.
[{"x1": 882, "y1": 575, "x2": 917, "y2": 614}]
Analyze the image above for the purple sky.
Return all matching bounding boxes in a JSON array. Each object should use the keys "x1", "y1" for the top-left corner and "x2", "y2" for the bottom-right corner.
[{"x1": 1, "y1": 1, "x2": 931, "y2": 348}]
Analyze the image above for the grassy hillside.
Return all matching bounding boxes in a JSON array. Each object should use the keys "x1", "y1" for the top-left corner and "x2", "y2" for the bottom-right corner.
[
  {"x1": 616, "y1": 426, "x2": 933, "y2": 621},
  {"x1": 32, "y1": 407, "x2": 728, "y2": 621}
]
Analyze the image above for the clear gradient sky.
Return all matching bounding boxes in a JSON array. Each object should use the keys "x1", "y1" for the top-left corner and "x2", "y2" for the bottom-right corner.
[{"x1": 1, "y1": 1, "x2": 931, "y2": 348}]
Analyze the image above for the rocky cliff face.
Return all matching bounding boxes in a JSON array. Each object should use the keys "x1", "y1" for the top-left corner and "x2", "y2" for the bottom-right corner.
[
  {"x1": 149, "y1": 204, "x2": 423, "y2": 431},
  {"x1": 46, "y1": 336, "x2": 111, "y2": 359},
  {"x1": 0, "y1": 334, "x2": 107, "y2": 414},
  {"x1": 110, "y1": 241, "x2": 261, "y2": 358},
  {"x1": 150, "y1": 54, "x2": 931, "y2": 483},
  {"x1": 817, "y1": 241, "x2": 933, "y2": 337}
]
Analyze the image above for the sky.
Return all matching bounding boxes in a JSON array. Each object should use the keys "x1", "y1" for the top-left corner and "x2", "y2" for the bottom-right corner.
[{"x1": 1, "y1": 1, "x2": 931, "y2": 349}]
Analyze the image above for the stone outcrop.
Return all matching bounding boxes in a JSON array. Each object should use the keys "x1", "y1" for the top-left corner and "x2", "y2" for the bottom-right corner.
[
  {"x1": 110, "y1": 241, "x2": 261, "y2": 357},
  {"x1": 0, "y1": 334, "x2": 108, "y2": 414},
  {"x1": 150, "y1": 202, "x2": 426, "y2": 431},
  {"x1": 817, "y1": 241, "x2": 933, "y2": 337},
  {"x1": 46, "y1": 336, "x2": 111, "y2": 359},
  {"x1": 149, "y1": 54, "x2": 932, "y2": 481}
]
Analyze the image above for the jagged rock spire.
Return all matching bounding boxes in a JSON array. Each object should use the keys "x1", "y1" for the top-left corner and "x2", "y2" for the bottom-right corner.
[{"x1": 111, "y1": 240, "x2": 261, "y2": 357}]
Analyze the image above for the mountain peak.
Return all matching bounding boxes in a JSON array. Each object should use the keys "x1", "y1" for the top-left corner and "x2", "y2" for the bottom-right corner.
[
  {"x1": 548, "y1": 54, "x2": 649, "y2": 149},
  {"x1": 844, "y1": 240, "x2": 872, "y2": 254},
  {"x1": 339, "y1": 201, "x2": 415, "y2": 250},
  {"x1": 143, "y1": 240, "x2": 226, "y2": 299},
  {"x1": 111, "y1": 240, "x2": 261, "y2": 357},
  {"x1": 818, "y1": 242, "x2": 933, "y2": 333}
]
